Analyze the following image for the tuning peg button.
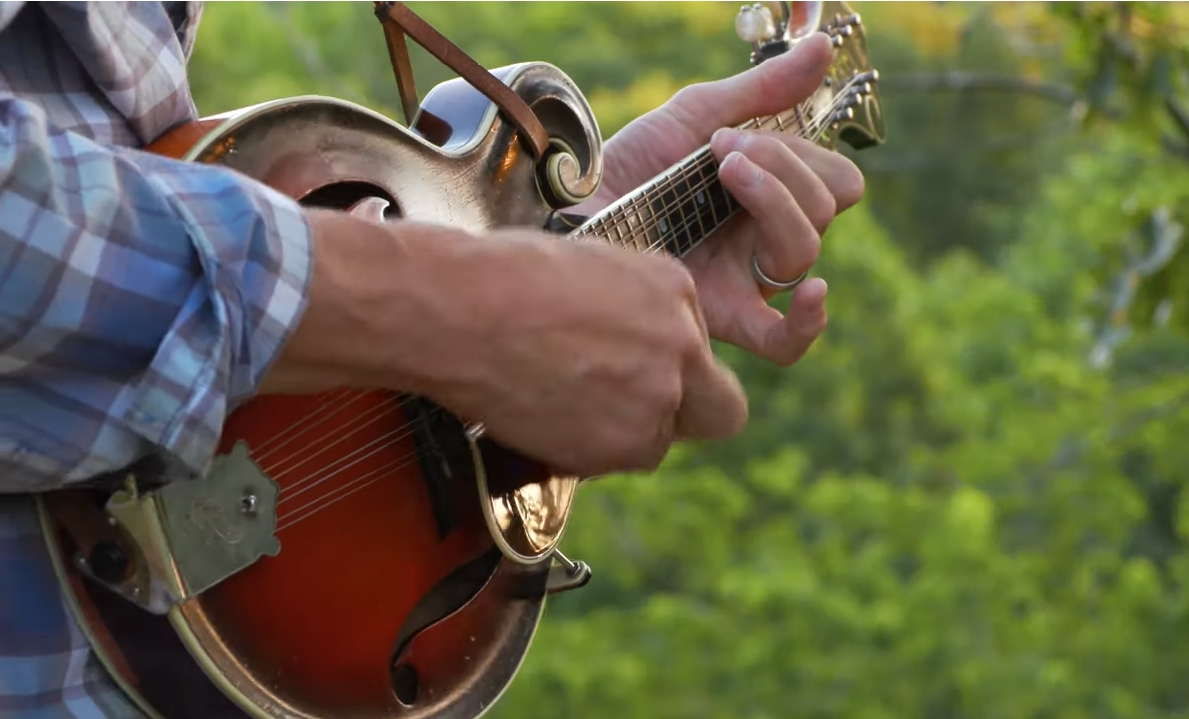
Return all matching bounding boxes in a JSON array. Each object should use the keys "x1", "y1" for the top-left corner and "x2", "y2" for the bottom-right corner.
[{"x1": 735, "y1": 4, "x2": 777, "y2": 44}]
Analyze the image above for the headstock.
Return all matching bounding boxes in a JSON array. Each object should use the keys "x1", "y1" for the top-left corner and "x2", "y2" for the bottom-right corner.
[{"x1": 735, "y1": 1, "x2": 886, "y2": 151}]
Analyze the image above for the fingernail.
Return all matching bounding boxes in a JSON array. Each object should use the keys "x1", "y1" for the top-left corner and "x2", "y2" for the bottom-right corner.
[{"x1": 727, "y1": 151, "x2": 762, "y2": 186}]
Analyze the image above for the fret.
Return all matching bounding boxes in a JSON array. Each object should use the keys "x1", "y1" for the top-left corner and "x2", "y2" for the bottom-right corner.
[
  {"x1": 699, "y1": 159, "x2": 733, "y2": 230},
  {"x1": 576, "y1": 216, "x2": 597, "y2": 242},
  {"x1": 640, "y1": 193, "x2": 661, "y2": 254},
  {"x1": 634, "y1": 197, "x2": 656, "y2": 254},
  {"x1": 684, "y1": 160, "x2": 720, "y2": 249},
  {"x1": 626, "y1": 194, "x2": 650, "y2": 253},
  {"x1": 646, "y1": 170, "x2": 693, "y2": 257},
  {"x1": 644, "y1": 180, "x2": 674, "y2": 256},
  {"x1": 666, "y1": 170, "x2": 696, "y2": 256},
  {"x1": 592, "y1": 216, "x2": 610, "y2": 242},
  {"x1": 669, "y1": 157, "x2": 719, "y2": 256},
  {"x1": 681, "y1": 167, "x2": 709, "y2": 244},
  {"x1": 574, "y1": 143, "x2": 752, "y2": 260}
]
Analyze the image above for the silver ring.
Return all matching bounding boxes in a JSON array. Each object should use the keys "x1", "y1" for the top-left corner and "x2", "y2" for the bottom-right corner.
[{"x1": 751, "y1": 251, "x2": 808, "y2": 292}]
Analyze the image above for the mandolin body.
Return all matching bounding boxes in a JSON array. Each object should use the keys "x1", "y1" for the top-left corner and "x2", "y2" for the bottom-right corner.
[{"x1": 38, "y1": 61, "x2": 603, "y2": 719}]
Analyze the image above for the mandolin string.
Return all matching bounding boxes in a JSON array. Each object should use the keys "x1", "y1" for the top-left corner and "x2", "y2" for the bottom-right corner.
[
  {"x1": 255, "y1": 80, "x2": 862, "y2": 530},
  {"x1": 277, "y1": 418, "x2": 418, "y2": 504},
  {"x1": 272, "y1": 417, "x2": 431, "y2": 525},
  {"x1": 275, "y1": 452, "x2": 427, "y2": 532},
  {"x1": 252, "y1": 389, "x2": 373, "y2": 463},
  {"x1": 270, "y1": 392, "x2": 455, "y2": 497},
  {"x1": 273, "y1": 401, "x2": 436, "y2": 497},
  {"x1": 268, "y1": 399, "x2": 406, "y2": 482}
]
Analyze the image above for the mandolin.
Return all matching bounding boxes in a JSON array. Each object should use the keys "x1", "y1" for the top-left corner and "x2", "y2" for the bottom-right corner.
[{"x1": 37, "y1": 2, "x2": 885, "y2": 718}]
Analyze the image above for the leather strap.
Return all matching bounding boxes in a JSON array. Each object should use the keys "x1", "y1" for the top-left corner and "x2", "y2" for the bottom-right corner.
[
  {"x1": 378, "y1": 7, "x2": 421, "y2": 127},
  {"x1": 374, "y1": 2, "x2": 551, "y2": 160}
]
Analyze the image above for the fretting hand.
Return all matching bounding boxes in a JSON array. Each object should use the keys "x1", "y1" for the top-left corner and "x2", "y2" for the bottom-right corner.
[{"x1": 575, "y1": 33, "x2": 866, "y2": 367}]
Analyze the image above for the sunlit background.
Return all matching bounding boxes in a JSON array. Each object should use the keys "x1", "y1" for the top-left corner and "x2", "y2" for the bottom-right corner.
[{"x1": 190, "y1": 3, "x2": 1189, "y2": 716}]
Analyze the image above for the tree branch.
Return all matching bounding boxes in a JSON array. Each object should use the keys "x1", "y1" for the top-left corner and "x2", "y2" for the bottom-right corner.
[{"x1": 880, "y1": 71, "x2": 1081, "y2": 107}]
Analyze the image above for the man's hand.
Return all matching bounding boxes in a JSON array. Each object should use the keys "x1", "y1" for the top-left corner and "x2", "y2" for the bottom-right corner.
[
  {"x1": 576, "y1": 33, "x2": 866, "y2": 367},
  {"x1": 262, "y1": 211, "x2": 748, "y2": 478}
]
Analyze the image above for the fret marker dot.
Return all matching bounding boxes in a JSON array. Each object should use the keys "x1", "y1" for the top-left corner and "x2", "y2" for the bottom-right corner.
[
  {"x1": 696, "y1": 192, "x2": 706, "y2": 205},
  {"x1": 659, "y1": 218, "x2": 669, "y2": 233}
]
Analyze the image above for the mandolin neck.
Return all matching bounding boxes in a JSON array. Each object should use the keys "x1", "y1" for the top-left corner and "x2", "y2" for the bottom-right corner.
[{"x1": 568, "y1": 95, "x2": 839, "y2": 257}]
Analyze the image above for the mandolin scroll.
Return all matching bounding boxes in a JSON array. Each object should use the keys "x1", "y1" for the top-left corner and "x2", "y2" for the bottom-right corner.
[{"x1": 416, "y1": 62, "x2": 605, "y2": 209}]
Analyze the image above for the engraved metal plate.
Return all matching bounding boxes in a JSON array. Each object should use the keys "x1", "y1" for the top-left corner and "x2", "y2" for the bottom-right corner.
[{"x1": 104, "y1": 441, "x2": 281, "y2": 612}]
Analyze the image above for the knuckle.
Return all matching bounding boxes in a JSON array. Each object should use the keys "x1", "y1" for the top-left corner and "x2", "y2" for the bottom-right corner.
[
  {"x1": 835, "y1": 158, "x2": 867, "y2": 208},
  {"x1": 642, "y1": 446, "x2": 670, "y2": 473},
  {"x1": 657, "y1": 372, "x2": 685, "y2": 414},
  {"x1": 773, "y1": 341, "x2": 806, "y2": 367},
  {"x1": 803, "y1": 233, "x2": 823, "y2": 268},
  {"x1": 775, "y1": 317, "x2": 827, "y2": 367},
  {"x1": 669, "y1": 83, "x2": 713, "y2": 122},
  {"x1": 676, "y1": 318, "x2": 706, "y2": 357},
  {"x1": 771, "y1": 345, "x2": 804, "y2": 368},
  {"x1": 806, "y1": 184, "x2": 837, "y2": 233},
  {"x1": 659, "y1": 257, "x2": 697, "y2": 297},
  {"x1": 614, "y1": 429, "x2": 671, "y2": 473},
  {"x1": 746, "y1": 133, "x2": 786, "y2": 156}
]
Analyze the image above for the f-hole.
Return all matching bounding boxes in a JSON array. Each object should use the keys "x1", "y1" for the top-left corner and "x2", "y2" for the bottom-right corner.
[{"x1": 299, "y1": 181, "x2": 403, "y2": 219}]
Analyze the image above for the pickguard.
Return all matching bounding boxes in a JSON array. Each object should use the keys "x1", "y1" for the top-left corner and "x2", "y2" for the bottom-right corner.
[{"x1": 400, "y1": 396, "x2": 476, "y2": 539}]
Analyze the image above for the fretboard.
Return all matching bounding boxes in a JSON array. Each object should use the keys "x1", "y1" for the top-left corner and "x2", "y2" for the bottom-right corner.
[{"x1": 569, "y1": 89, "x2": 845, "y2": 257}]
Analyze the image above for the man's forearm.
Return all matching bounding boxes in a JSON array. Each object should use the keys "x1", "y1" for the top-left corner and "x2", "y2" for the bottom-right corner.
[{"x1": 258, "y1": 210, "x2": 521, "y2": 402}]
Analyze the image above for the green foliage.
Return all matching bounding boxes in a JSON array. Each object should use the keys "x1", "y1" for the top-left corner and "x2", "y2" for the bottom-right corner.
[{"x1": 184, "y1": 3, "x2": 1189, "y2": 717}]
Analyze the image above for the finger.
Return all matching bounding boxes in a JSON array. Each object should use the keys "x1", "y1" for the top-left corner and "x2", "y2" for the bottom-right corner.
[
  {"x1": 667, "y1": 33, "x2": 833, "y2": 137},
  {"x1": 712, "y1": 129, "x2": 837, "y2": 234},
  {"x1": 674, "y1": 350, "x2": 749, "y2": 441},
  {"x1": 778, "y1": 135, "x2": 867, "y2": 212},
  {"x1": 667, "y1": 271, "x2": 749, "y2": 441},
  {"x1": 717, "y1": 150, "x2": 820, "y2": 283},
  {"x1": 717, "y1": 130, "x2": 866, "y2": 214},
  {"x1": 733, "y1": 277, "x2": 829, "y2": 366}
]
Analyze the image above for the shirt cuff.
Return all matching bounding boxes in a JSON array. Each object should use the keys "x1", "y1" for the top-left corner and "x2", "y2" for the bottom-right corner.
[{"x1": 111, "y1": 152, "x2": 314, "y2": 478}]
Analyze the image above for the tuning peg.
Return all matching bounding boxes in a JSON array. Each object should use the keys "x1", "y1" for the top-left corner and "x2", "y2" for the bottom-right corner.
[
  {"x1": 735, "y1": 3, "x2": 778, "y2": 44},
  {"x1": 829, "y1": 12, "x2": 862, "y2": 29}
]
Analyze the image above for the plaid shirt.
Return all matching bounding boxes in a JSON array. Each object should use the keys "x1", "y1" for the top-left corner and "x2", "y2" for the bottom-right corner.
[{"x1": 0, "y1": 2, "x2": 313, "y2": 716}]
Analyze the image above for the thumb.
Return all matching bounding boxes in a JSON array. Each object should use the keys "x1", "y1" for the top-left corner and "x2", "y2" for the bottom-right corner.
[{"x1": 669, "y1": 32, "x2": 833, "y2": 135}]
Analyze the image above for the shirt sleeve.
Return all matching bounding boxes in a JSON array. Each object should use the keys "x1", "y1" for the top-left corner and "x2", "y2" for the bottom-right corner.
[{"x1": 0, "y1": 93, "x2": 313, "y2": 492}]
